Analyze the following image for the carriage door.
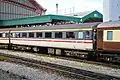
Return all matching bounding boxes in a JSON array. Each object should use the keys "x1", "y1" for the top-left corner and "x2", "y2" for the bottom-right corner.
[{"x1": 97, "y1": 30, "x2": 103, "y2": 50}]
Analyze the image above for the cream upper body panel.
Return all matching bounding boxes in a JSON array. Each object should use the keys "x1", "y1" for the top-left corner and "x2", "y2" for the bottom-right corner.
[{"x1": 104, "y1": 30, "x2": 120, "y2": 42}]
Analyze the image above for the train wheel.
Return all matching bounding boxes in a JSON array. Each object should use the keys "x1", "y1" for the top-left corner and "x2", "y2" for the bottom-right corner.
[{"x1": 105, "y1": 57, "x2": 113, "y2": 62}]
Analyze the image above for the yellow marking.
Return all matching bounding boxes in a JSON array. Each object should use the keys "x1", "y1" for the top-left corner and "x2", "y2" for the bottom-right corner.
[{"x1": 11, "y1": 28, "x2": 92, "y2": 33}]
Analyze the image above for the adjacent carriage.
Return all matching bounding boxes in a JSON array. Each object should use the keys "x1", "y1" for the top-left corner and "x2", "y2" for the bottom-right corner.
[{"x1": 96, "y1": 21, "x2": 120, "y2": 62}]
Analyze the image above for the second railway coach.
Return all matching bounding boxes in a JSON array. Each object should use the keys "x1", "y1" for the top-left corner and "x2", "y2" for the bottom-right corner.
[
  {"x1": 96, "y1": 21, "x2": 120, "y2": 62},
  {"x1": 97, "y1": 21, "x2": 120, "y2": 52}
]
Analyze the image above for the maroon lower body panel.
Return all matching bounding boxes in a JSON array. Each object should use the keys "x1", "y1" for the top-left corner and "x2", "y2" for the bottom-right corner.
[{"x1": 103, "y1": 42, "x2": 120, "y2": 51}]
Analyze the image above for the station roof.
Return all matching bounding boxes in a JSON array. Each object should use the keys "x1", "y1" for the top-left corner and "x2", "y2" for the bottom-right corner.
[
  {"x1": 67, "y1": 11, "x2": 100, "y2": 18},
  {"x1": 0, "y1": 10, "x2": 103, "y2": 27}
]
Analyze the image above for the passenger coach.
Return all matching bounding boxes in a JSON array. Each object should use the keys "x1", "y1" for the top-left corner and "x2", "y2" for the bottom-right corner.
[
  {"x1": 96, "y1": 21, "x2": 120, "y2": 62},
  {"x1": 0, "y1": 23, "x2": 100, "y2": 58}
]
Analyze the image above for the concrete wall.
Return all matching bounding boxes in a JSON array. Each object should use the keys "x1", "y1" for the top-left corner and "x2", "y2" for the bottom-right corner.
[{"x1": 103, "y1": 0, "x2": 120, "y2": 22}]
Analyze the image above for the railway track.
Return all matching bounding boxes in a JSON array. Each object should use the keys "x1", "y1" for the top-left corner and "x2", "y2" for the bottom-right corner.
[
  {"x1": 1, "y1": 45, "x2": 120, "y2": 67},
  {"x1": 56, "y1": 56, "x2": 120, "y2": 69},
  {"x1": 3, "y1": 48, "x2": 120, "y2": 69},
  {"x1": 0, "y1": 51, "x2": 120, "y2": 80}
]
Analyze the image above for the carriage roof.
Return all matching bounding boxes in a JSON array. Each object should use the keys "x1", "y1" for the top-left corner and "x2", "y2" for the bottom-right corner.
[
  {"x1": 0, "y1": 22, "x2": 100, "y2": 31},
  {"x1": 98, "y1": 20, "x2": 120, "y2": 28}
]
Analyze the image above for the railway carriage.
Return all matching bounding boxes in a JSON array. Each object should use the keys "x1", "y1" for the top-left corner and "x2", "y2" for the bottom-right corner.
[
  {"x1": 97, "y1": 21, "x2": 120, "y2": 51},
  {"x1": 96, "y1": 21, "x2": 120, "y2": 62},
  {"x1": 0, "y1": 23, "x2": 100, "y2": 58}
]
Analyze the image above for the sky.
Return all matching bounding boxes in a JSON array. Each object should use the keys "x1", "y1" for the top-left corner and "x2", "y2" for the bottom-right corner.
[{"x1": 36, "y1": 0, "x2": 103, "y2": 14}]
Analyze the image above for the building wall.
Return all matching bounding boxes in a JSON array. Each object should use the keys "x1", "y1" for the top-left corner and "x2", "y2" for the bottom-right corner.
[
  {"x1": 0, "y1": 1, "x2": 43, "y2": 20},
  {"x1": 103, "y1": 0, "x2": 120, "y2": 22}
]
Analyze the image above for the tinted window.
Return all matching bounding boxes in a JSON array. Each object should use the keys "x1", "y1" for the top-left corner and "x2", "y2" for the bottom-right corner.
[
  {"x1": 5, "y1": 33, "x2": 9, "y2": 37},
  {"x1": 66, "y1": 32, "x2": 75, "y2": 39},
  {"x1": 29, "y1": 32, "x2": 34, "y2": 38},
  {"x1": 10, "y1": 33, "x2": 14, "y2": 37},
  {"x1": 36, "y1": 32, "x2": 42, "y2": 38},
  {"x1": 85, "y1": 31, "x2": 92, "y2": 40},
  {"x1": 107, "y1": 31, "x2": 113, "y2": 40},
  {"x1": 15, "y1": 33, "x2": 21, "y2": 38},
  {"x1": 78, "y1": 32, "x2": 84, "y2": 39},
  {"x1": 22, "y1": 33, "x2": 27, "y2": 37},
  {"x1": 55, "y1": 32, "x2": 62, "y2": 38},
  {"x1": 0, "y1": 33, "x2": 2, "y2": 37},
  {"x1": 45, "y1": 32, "x2": 52, "y2": 38}
]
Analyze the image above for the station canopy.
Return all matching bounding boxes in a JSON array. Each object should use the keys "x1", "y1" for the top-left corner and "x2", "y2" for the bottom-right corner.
[{"x1": 0, "y1": 10, "x2": 103, "y2": 27}]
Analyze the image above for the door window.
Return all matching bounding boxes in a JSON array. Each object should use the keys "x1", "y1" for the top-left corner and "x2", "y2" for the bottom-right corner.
[{"x1": 98, "y1": 31, "x2": 103, "y2": 40}]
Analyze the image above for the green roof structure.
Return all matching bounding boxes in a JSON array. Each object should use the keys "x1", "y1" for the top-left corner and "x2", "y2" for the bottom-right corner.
[{"x1": 0, "y1": 10, "x2": 103, "y2": 27}]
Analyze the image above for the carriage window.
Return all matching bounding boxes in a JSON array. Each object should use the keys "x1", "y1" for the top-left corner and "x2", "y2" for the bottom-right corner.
[
  {"x1": 22, "y1": 33, "x2": 27, "y2": 38},
  {"x1": 45, "y1": 32, "x2": 52, "y2": 38},
  {"x1": 0, "y1": 33, "x2": 2, "y2": 37},
  {"x1": 15, "y1": 33, "x2": 21, "y2": 38},
  {"x1": 36, "y1": 32, "x2": 42, "y2": 38},
  {"x1": 55, "y1": 32, "x2": 62, "y2": 38},
  {"x1": 29, "y1": 32, "x2": 34, "y2": 38},
  {"x1": 98, "y1": 31, "x2": 103, "y2": 40},
  {"x1": 78, "y1": 32, "x2": 84, "y2": 39},
  {"x1": 11, "y1": 33, "x2": 17, "y2": 38},
  {"x1": 66, "y1": 32, "x2": 75, "y2": 39},
  {"x1": 107, "y1": 31, "x2": 113, "y2": 40}
]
